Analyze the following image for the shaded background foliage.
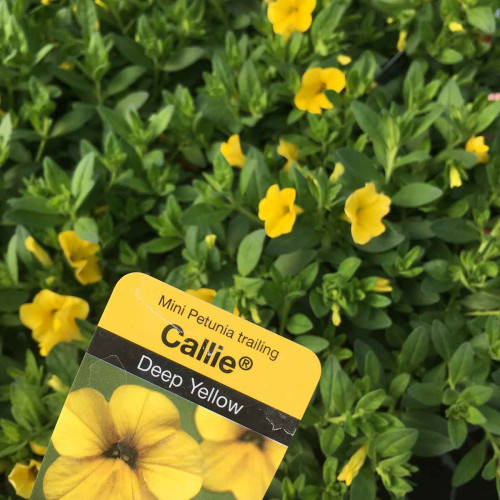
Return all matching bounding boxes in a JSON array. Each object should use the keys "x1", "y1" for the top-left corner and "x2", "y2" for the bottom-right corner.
[{"x1": 0, "y1": 0, "x2": 500, "y2": 498}]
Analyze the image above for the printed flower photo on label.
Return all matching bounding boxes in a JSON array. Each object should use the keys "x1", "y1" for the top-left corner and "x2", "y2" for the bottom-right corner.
[{"x1": 42, "y1": 384, "x2": 203, "y2": 500}]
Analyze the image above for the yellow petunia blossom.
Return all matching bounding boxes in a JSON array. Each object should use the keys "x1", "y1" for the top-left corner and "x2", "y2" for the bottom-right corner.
[
  {"x1": 267, "y1": 0, "x2": 316, "y2": 41},
  {"x1": 187, "y1": 288, "x2": 239, "y2": 315},
  {"x1": 372, "y1": 277, "x2": 392, "y2": 293},
  {"x1": 344, "y1": 183, "x2": 391, "y2": 245},
  {"x1": 8, "y1": 460, "x2": 41, "y2": 499},
  {"x1": 278, "y1": 139, "x2": 300, "y2": 171},
  {"x1": 19, "y1": 289, "x2": 89, "y2": 356},
  {"x1": 58, "y1": 230, "x2": 102, "y2": 285},
  {"x1": 397, "y1": 30, "x2": 407, "y2": 51},
  {"x1": 195, "y1": 406, "x2": 286, "y2": 500},
  {"x1": 465, "y1": 136, "x2": 489, "y2": 164},
  {"x1": 43, "y1": 385, "x2": 203, "y2": 500},
  {"x1": 449, "y1": 165, "x2": 462, "y2": 188},
  {"x1": 25, "y1": 237, "x2": 52, "y2": 267},
  {"x1": 337, "y1": 54, "x2": 352, "y2": 65},
  {"x1": 329, "y1": 162, "x2": 345, "y2": 183},
  {"x1": 337, "y1": 444, "x2": 369, "y2": 486},
  {"x1": 29, "y1": 441, "x2": 48, "y2": 456},
  {"x1": 205, "y1": 234, "x2": 217, "y2": 250},
  {"x1": 448, "y1": 21, "x2": 464, "y2": 32},
  {"x1": 295, "y1": 67, "x2": 346, "y2": 114},
  {"x1": 47, "y1": 375, "x2": 70, "y2": 393},
  {"x1": 59, "y1": 61, "x2": 74, "y2": 71},
  {"x1": 258, "y1": 184, "x2": 303, "y2": 238},
  {"x1": 220, "y1": 134, "x2": 246, "y2": 168}
]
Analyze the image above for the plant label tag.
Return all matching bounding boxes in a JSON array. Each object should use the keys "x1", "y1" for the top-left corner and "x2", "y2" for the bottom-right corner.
[{"x1": 32, "y1": 273, "x2": 321, "y2": 500}]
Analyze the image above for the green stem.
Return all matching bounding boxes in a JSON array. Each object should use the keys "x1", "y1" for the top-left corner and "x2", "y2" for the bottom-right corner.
[
  {"x1": 466, "y1": 310, "x2": 500, "y2": 317},
  {"x1": 485, "y1": 431, "x2": 500, "y2": 458},
  {"x1": 279, "y1": 299, "x2": 292, "y2": 336}
]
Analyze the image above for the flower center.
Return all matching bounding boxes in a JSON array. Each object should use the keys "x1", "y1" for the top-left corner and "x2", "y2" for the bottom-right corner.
[
  {"x1": 239, "y1": 430, "x2": 265, "y2": 450},
  {"x1": 104, "y1": 441, "x2": 138, "y2": 469}
]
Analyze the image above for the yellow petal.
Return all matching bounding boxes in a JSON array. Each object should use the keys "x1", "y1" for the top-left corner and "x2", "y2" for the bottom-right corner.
[
  {"x1": 321, "y1": 67, "x2": 346, "y2": 93},
  {"x1": 277, "y1": 140, "x2": 299, "y2": 163},
  {"x1": 8, "y1": 460, "x2": 41, "y2": 499},
  {"x1": 330, "y1": 162, "x2": 345, "y2": 183},
  {"x1": 258, "y1": 184, "x2": 281, "y2": 220},
  {"x1": 25, "y1": 237, "x2": 52, "y2": 267},
  {"x1": 265, "y1": 211, "x2": 296, "y2": 238},
  {"x1": 200, "y1": 441, "x2": 277, "y2": 500},
  {"x1": 279, "y1": 187, "x2": 297, "y2": 206},
  {"x1": 195, "y1": 406, "x2": 244, "y2": 442},
  {"x1": 220, "y1": 135, "x2": 246, "y2": 168},
  {"x1": 186, "y1": 288, "x2": 217, "y2": 303},
  {"x1": 397, "y1": 30, "x2": 407, "y2": 51},
  {"x1": 337, "y1": 444, "x2": 368, "y2": 486},
  {"x1": 108, "y1": 385, "x2": 180, "y2": 449},
  {"x1": 43, "y1": 456, "x2": 154, "y2": 500},
  {"x1": 337, "y1": 54, "x2": 352, "y2": 65},
  {"x1": 29, "y1": 441, "x2": 47, "y2": 456},
  {"x1": 47, "y1": 375, "x2": 69, "y2": 392},
  {"x1": 75, "y1": 256, "x2": 103, "y2": 285},
  {"x1": 449, "y1": 165, "x2": 462, "y2": 188},
  {"x1": 372, "y1": 277, "x2": 392, "y2": 293},
  {"x1": 51, "y1": 388, "x2": 118, "y2": 458},
  {"x1": 465, "y1": 136, "x2": 489, "y2": 163},
  {"x1": 138, "y1": 430, "x2": 203, "y2": 500}
]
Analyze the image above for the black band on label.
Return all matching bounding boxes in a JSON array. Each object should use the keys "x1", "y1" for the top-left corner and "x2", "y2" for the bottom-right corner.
[{"x1": 87, "y1": 327, "x2": 298, "y2": 446}]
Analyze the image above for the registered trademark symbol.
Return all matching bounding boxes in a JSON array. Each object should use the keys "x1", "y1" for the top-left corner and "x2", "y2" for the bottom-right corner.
[{"x1": 239, "y1": 356, "x2": 253, "y2": 370}]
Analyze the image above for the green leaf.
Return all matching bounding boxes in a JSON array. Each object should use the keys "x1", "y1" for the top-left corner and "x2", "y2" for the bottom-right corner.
[
  {"x1": 452, "y1": 440, "x2": 487, "y2": 487},
  {"x1": 238, "y1": 60, "x2": 260, "y2": 104},
  {"x1": 431, "y1": 320, "x2": 454, "y2": 361},
  {"x1": 51, "y1": 104, "x2": 94, "y2": 138},
  {"x1": 71, "y1": 153, "x2": 95, "y2": 209},
  {"x1": 148, "y1": 105, "x2": 175, "y2": 140},
  {"x1": 237, "y1": 229, "x2": 266, "y2": 277},
  {"x1": 181, "y1": 204, "x2": 231, "y2": 226},
  {"x1": 320, "y1": 355, "x2": 340, "y2": 413},
  {"x1": 399, "y1": 326, "x2": 429, "y2": 372},
  {"x1": 355, "y1": 389, "x2": 386, "y2": 412},
  {"x1": 392, "y1": 183, "x2": 442, "y2": 207},
  {"x1": 331, "y1": 369, "x2": 355, "y2": 413},
  {"x1": 431, "y1": 218, "x2": 479, "y2": 244},
  {"x1": 163, "y1": 47, "x2": 206, "y2": 72},
  {"x1": 467, "y1": 6, "x2": 496, "y2": 34},
  {"x1": 350, "y1": 305, "x2": 392, "y2": 330},
  {"x1": 337, "y1": 257, "x2": 361, "y2": 280},
  {"x1": 448, "y1": 418, "x2": 467, "y2": 449},
  {"x1": 408, "y1": 383, "x2": 443, "y2": 406},
  {"x1": 74, "y1": 217, "x2": 99, "y2": 243},
  {"x1": 320, "y1": 425, "x2": 345, "y2": 456},
  {"x1": 295, "y1": 335, "x2": 329, "y2": 353},
  {"x1": 5, "y1": 198, "x2": 65, "y2": 228},
  {"x1": 449, "y1": 342, "x2": 474, "y2": 388},
  {"x1": 106, "y1": 65, "x2": 147, "y2": 96},
  {"x1": 375, "y1": 428, "x2": 418, "y2": 457},
  {"x1": 287, "y1": 314, "x2": 313, "y2": 335},
  {"x1": 335, "y1": 148, "x2": 384, "y2": 188},
  {"x1": 351, "y1": 101, "x2": 385, "y2": 149},
  {"x1": 350, "y1": 467, "x2": 376, "y2": 500}
]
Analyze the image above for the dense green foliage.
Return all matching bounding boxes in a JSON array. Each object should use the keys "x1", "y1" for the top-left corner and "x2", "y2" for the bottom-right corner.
[{"x1": 1, "y1": 0, "x2": 500, "y2": 498}]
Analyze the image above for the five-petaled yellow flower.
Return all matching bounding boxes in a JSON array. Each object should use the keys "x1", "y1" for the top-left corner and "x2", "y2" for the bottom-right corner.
[
  {"x1": 278, "y1": 139, "x2": 300, "y2": 171},
  {"x1": 294, "y1": 67, "x2": 346, "y2": 114},
  {"x1": 25, "y1": 237, "x2": 52, "y2": 267},
  {"x1": 195, "y1": 406, "x2": 286, "y2": 500},
  {"x1": 344, "y1": 183, "x2": 391, "y2": 245},
  {"x1": 465, "y1": 136, "x2": 489, "y2": 163},
  {"x1": 258, "y1": 184, "x2": 303, "y2": 238},
  {"x1": 372, "y1": 277, "x2": 392, "y2": 293},
  {"x1": 449, "y1": 165, "x2": 462, "y2": 188},
  {"x1": 337, "y1": 444, "x2": 369, "y2": 486},
  {"x1": 58, "y1": 230, "x2": 102, "y2": 285},
  {"x1": 220, "y1": 134, "x2": 246, "y2": 168},
  {"x1": 19, "y1": 289, "x2": 89, "y2": 356},
  {"x1": 8, "y1": 459, "x2": 41, "y2": 499},
  {"x1": 267, "y1": 0, "x2": 316, "y2": 41},
  {"x1": 43, "y1": 385, "x2": 203, "y2": 500}
]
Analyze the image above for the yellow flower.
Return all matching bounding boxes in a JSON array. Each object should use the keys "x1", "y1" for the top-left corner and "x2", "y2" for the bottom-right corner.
[
  {"x1": 30, "y1": 441, "x2": 47, "y2": 456},
  {"x1": 267, "y1": 0, "x2": 316, "y2": 41},
  {"x1": 278, "y1": 139, "x2": 300, "y2": 171},
  {"x1": 47, "y1": 375, "x2": 70, "y2": 393},
  {"x1": 95, "y1": 0, "x2": 108, "y2": 10},
  {"x1": 41, "y1": 0, "x2": 50, "y2": 4},
  {"x1": 465, "y1": 136, "x2": 489, "y2": 163},
  {"x1": 205, "y1": 234, "x2": 217, "y2": 250},
  {"x1": 25, "y1": 237, "x2": 52, "y2": 267},
  {"x1": 397, "y1": 30, "x2": 407, "y2": 51},
  {"x1": 43, "y1": 385, "x2": 203, "y2": 500},
  {"x1": 329, "y1": 162, "x2": 345, "y2": 183},
  {"x1": 449, "y1": 165, "x2": 462, "y2": 188},
  {"x1": 372, "y1": 277, "x2": 392, "y2": 293},
  {"x1": 337, "y1": 54, "x2": 352, "y2": 65},
  {"x1": 195, "y1": 406, "x2": 286, "y2": 500},
  {"x1": 187, "y1": 288, "x2": 239, "y2": 315},
  {"x1": 344, "y1": 183, "x2": 391, "y2": 245},
  {"x1": 337, "y1": 444, "x2": 368, "y2": 486},
  {"x1": 258, "y1": 184, "x2": 303, "y2": 238},
  {"x1": 19, "y1": 289, "x2": 89, "y2": 356},
  {"x1": 332, "y1": 304, "x2": 341, "y2": 326},
  {"x1": 58, "y1": 230, "x2": 102, "y2": 285},
  {"x1": 8, "y1": 460, "x2": 41, "y2": 499},
  {"x1": 59, "y1": 61, "x2": 74, "y2": 71},
  {"x1": 448, "y1": 21, "x2": 464, "y2": 32},
  {"x1": 220, "y1": 134, "x2": 246, "y2": 168},
  {"x1": 294, "y1": 67, "x2": 346, "y2": 114}
]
